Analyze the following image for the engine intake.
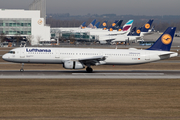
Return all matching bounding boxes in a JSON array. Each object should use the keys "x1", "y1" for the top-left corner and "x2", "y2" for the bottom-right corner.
[{"x1": 63, "y1": 61, "x2": 85, "y2": 69}]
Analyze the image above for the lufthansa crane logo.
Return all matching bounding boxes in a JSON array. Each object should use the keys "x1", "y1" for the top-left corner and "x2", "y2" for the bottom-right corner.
[
  {"x1": 118, "y1": 29, "x2": 122, "y2": 31},
  {"x1": 161, "y1": 34, "x2": 172, "y2": 45},
  {"x1": 38, "y1": 19, "x2": 43, "y2": 25},
  {"x1": 112, "y1": 23, "x2": 116, "y2": 27},
  {"x1": 103, "y1": 27, "x2": 107, "y2": 30},
  {"x1": 145, "y1": 23, "x2": 150, "y2": 29},
  {"x1": 109, "y1": 28, "x2": 113, "y2": 31},
  {"x1": 136, "y1": 29, "x2": 141, "y2": 34},
  {"x1": 103, "y1": 23, "x2": 107, "y2": 26}
]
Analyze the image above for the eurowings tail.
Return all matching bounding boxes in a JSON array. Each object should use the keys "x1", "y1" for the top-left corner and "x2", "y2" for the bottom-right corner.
[
  {"x1": 147, "y1": 27, "x2": 176, "y2": 51},
  {"x1": 122, "y1": 20, "x2": 134, "y2": 32}
]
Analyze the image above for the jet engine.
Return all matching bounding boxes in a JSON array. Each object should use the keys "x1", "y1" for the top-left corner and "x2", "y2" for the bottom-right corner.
[{"x1": 63, "y1": 61, "x2": 85, "y2": 69}]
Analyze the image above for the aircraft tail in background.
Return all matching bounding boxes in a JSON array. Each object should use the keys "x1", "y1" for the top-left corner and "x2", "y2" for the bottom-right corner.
[
  {"x1": 122, "y1": 20, "x2": 134, "y2": 32},
  {"x1": 141, "y1": 19, "x2": 154, "y2": 32},
  {"x1": 87, "y1": 19, "x2": 96, "y2": 28},
  {"x1": 108, "y1": 20, "x2": 123, "y2": 31},
  {"x1": 93, "y1": 22, "x2": 100, "y2": 29},
  {"x1": 79, "y1": 22, "x2": 87, "y2": 29},
  {"x1": 127, "y1": 27, "x2": 137, "y2": 35},
  {"x1": 127, "y1": 27, "x2": 141, "y2": 36},
  {"x1": 99, "y1": 21, "x2": 108, "y2": 30},
  {"x1": 113, "y1": 20, "x2": 123, "y2": 30}
]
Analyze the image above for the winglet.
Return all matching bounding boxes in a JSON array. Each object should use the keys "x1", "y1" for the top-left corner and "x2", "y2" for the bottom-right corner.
[{"x1": 147, "y1": 27, "x2": 176, "y2": 51}]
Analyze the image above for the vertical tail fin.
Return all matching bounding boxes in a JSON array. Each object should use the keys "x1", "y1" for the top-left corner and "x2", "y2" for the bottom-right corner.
[
  {"x1": 107, "y1": 20, "x2": 123, "y2": 31},
  {"x1": 99, "y1": 21, "x2": 108, "y2": 30},
  {"x1": 127, "y1": 27, "x2": 136, "y2": 36},
  {"x1": 127, "y1": 27, "x2": 137, "y2": 36},
  {"x1": 141, "y1": 19, "x2": 154, "y2": 32},
  {"x1": 108, "y1": 20, "x2": 119, "y2": 31},
  {"x1": 117, "y1": 27, "x2": 123, "y2": 31},
  {"x1": 93, "y1": 22, "x2": 100, "y2": 28},
  {"x1": 108, "y1": 20, "x2": 119, "y2": 29},
  {"x1": 147, "y1": 27, "x2": 176, "y2": 51},
  {"x1": 115, "y1": 20, "x2": 123, "y2": 29},
  {"x1": 79, "y1": 22, "x2": 86, "y2": 28},
  {"x1": 122, "y1": 20, "x2": 134, "y2": 32},
  {"x1": 87, "y1": 19, "x2": 96, "y2": 28},
  {"x1": 132, "y1": 27, "x2": 141, "y2": 36}
]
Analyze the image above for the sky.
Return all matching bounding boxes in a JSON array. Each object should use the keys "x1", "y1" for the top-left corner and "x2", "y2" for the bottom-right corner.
[{"x1": 1, "y1": 0, "x2": 180, "y2": 16}]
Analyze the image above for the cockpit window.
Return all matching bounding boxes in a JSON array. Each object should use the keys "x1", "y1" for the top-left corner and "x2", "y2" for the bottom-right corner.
[{"x1": 8, "y1": 51, "x2": 15, "y2": 54}]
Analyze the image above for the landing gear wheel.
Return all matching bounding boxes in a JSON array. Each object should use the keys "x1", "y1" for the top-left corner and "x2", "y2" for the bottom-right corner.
[
  {"x1": 86, "y1": 67, "x2": 93, "y2": 73},
  {"x1": 20, "y1": 63, "x2": 24, "y2": 72},
  {"x1": 20, "y1": 68, "x2": 24, "y2": 72}
]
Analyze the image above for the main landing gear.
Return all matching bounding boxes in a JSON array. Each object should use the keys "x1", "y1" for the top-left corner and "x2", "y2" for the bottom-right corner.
[
  {"x1": 20, "y1": 63, "x2": 24, "y2": 72},
  {"x1": 86, "y1": 67, "x2": 93, "y2": 73}
]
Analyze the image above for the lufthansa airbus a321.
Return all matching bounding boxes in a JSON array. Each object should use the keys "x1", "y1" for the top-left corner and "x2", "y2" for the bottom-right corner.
[{"x1": 2, "y1": 27, "x2": 178, "y2": 73}]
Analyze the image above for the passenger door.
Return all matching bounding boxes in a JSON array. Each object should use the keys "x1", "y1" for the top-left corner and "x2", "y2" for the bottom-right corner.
[
  {"x1": 55, "y1": 50, "x2": 60, "y2": 58},
  {"x1": 20, "y1": 49, "x2": 25, "y2": 58}
]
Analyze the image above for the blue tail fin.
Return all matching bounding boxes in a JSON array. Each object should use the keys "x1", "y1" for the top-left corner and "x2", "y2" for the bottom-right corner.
[
  {"x1": 107, "y1": 20, "x2": 123, "y2": 30},
  {"x1": 94, "y1": 22, "x2": 100, "y2": 28},
  {"x1": 127, "y1": 27, "x2": 141, "y2": 36},
  {"x1": 108, "y1": 20, "x2": 119, "y2": 29},
  {"x1": 108, "y1": 20, "x2": 120, "y2": 31},
  {"x1": 141, "y1": 19, "x2": 154, "y2": 32},
  {"x1": 99, "y1": 21, "x2": 108, "y2": 30},
  {"x1": 115, "y1": 20, "x2": 123, "y2": 29},
  {"x1": 91, "y1": 19, "x2": 96, "y2": 26},
  {"x1": 80, "y1": 22, "x2": 86, "y2": 28},
  {"x1": 87, "y1": 19, "x2": 96, "y2": 28},
  {"x1": 127, "y1": 27, "x2": 136, "y2": 36},
  {"x1": 117, "y1": 27, "x2": 123, "y2": 31},
  {"x1": 147, "y1": 27, "x2": 176, "y2": 51}
]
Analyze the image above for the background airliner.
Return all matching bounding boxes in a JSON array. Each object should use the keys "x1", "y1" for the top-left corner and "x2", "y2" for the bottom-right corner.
[
  {"x1": 107, "y1": 19, "x2": 154, "y2": 44},
  {"x1": 2, "y1": 27, "x2": 178, "y2": 73}
]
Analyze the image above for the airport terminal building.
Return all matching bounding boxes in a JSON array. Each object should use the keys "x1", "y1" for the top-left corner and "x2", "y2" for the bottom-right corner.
[{"x1": 0, "y1": 9, "x2": 50, "y2": 45}]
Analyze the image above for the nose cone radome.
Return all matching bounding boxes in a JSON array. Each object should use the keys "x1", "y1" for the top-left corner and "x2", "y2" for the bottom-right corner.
[{"x1": 2, "y1": 54, "x2": 8, "y2": 61}]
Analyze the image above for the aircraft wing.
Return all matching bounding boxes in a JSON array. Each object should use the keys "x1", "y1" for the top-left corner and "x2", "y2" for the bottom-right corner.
[{"x1": 63, "y1": 56, "x2": 107, "y2": 66}]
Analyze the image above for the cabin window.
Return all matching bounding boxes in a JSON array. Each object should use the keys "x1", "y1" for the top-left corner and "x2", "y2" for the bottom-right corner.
[{"x1": 8, "y1": 51, "x2": 15, "y2": 54}]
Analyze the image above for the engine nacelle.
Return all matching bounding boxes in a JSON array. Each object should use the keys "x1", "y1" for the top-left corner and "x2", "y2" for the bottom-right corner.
[
  {"x1": 63, "y1": 61, "x2": 85, "y2": 69},
  {"x1": 95, "y1": 61, "x2": 106, "y2": 66}
]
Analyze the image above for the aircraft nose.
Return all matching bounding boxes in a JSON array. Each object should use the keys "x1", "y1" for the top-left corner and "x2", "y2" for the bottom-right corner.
[{"x1": 2, "y1": 54, "x2": 8, "y2": 61}]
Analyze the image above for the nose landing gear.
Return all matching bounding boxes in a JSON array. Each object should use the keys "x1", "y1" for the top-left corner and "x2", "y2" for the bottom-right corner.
[{"x1": 20, "y1": 63, "x2": 24, "y2": 72}]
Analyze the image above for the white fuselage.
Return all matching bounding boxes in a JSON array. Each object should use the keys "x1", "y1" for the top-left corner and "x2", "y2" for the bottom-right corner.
[{"x1": 2, "y1": 47, "x2": 178, "y2": 66}]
